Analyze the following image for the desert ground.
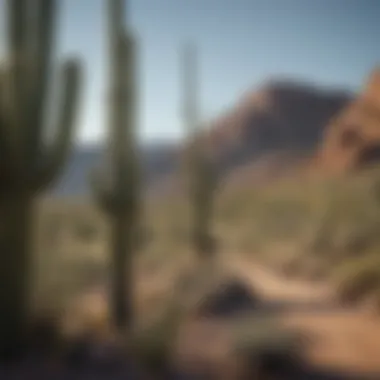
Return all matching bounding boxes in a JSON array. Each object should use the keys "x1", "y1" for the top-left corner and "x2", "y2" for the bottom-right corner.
[{"x1": 28, "y1": 166, "x2": 380, "y2": 379}]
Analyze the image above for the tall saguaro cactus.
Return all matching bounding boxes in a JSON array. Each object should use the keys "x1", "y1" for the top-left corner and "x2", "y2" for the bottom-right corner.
[
  {"x1": 91, "y1": 0, "x2": 139, "y2": 333},
  {"x1": 0, "y1": 0, "x2": 82, "y2": 351},
  {"x1": 181, "y1": 43, "x2": 217, "y2": 261}
]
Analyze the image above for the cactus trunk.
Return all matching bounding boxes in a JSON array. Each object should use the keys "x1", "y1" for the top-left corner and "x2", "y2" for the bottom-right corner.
[
  {"x1": 0, "y1": 0, "x2": 82, "y2": 353},
  {"x1": 0, "y1": 196, "x2": 33, "y2": 353},
  {"x1": 109, "y1": 214, "x2": 134, "y2": 329},
  {"x1": 181, "y1": 43, "x2": 217, "y2": 260},
  {"x1": 91, "y1": 0, "x2": 139, "y2": 333}
]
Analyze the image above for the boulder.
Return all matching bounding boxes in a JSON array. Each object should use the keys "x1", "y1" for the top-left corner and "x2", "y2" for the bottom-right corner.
[{"x1": 194, "y1": 278, "x2": 260, "y2": 318}]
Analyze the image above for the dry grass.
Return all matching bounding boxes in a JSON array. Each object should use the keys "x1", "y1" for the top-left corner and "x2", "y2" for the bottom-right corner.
[
  {"x1": 211, "y1": 167, "x2": 380, "y2": 288},
  {"x1": 26, "y1": 165, "x2": 380, "y2": 375},
  {"x1": 333, "y1": 253, "x2": 380, "y2": 305},
  {"x1": 33, "y1": 166, "x2": 380, "y2": 314}
]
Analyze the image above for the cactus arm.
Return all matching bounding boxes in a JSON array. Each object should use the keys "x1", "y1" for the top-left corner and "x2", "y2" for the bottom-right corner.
[
  {"x1": 32, "y1": 59, "x2": 82, "y2": 190},
  {"x1": 0, "y1": 119, "x2": 14, "y2": 190},
  {"x1": 27, "y1": 0, "x2": 56, "y2": 157},
  {"x1": 34, "y1": 0, "x2": 56, "y2": 71},
  {"x1": 181, "y1": 43, "x2": 198, "y2": 135},
  {"x1": 6, "y1": 0, "x2": 28, "y2": 166},
  {"x1": 0, "y1": 63, "x2": 20, "y2": 178},
  {"x1": 0, "y1": 121, "x2": 14, "y2": 188},
  {"x1": 7, "y1": 0, "x2": 28, "y2": 71},
  {"x1": 7, "y1": 0, "x2": 27, "y2": 111},
  {"x1": 0, "y1": 72, "x2": 11, "y2": 161},
  {"x1": 113, "y1": 35, "x2": 129, "y2": 191},
  {"x1": 7, "y1": 0, "x2": 26, "y2": 50},
  {"x1": 119, "y1": 31, "x2": 139, "y2": 208},
  {"x1": 7, "y1": 0, "x2": 28, "y2": 53}
]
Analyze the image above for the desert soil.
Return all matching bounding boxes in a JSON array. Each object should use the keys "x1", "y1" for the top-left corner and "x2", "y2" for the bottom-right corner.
[
  {"x1": 49, "y1": 254, "x2": 380, "y2": 379},
  {"x1": 229, "y1": 256, "x2": 380, "y2": 378}
]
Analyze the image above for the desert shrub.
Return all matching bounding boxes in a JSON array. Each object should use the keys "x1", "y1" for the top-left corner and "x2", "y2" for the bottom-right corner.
[
  {"x1": 73, "y1": 221, "x2": 99, "y2": 242},
  {"x1": 334, "y1": 253, "x2": 380, "y2": 305},
  {"x1": 130, "y1": 303, "x2": 184, "y2": 375},
  {"x1": 34, "y1": 254, "x2": 107, "y2": 313}
]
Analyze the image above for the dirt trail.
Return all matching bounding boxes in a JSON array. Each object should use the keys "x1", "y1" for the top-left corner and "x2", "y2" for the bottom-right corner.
[
  {"x1": 229, "y1": 258, "x2": 380, "y2": 378},
  {"x1": 63, "y1": 257, "x2": 380, "y2": 378}
]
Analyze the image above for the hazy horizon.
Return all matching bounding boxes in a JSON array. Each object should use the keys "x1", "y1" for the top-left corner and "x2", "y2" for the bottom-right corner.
[{"x1": 0, "y1": 0, "x2": 379, "y2": 145}]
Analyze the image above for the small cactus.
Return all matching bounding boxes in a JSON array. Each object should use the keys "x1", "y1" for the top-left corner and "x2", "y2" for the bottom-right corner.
[
  {"x1": 180, "y1": 43, "x2": 218, "y2": 260},
  {"x1": 0, "y1": 0, "x2": 83, "y2": 354}
]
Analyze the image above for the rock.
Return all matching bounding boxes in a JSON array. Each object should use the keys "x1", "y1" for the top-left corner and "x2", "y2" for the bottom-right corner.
[
  {"x1": 316, "y1": 66, "x2": 380, "y2": 174},
  {"x1": 194, "y1": 278, "x2": 260, "y2": 318}
]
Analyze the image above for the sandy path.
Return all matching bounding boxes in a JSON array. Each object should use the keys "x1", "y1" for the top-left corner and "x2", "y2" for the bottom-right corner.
[{"x1": 228, "y1": 257, "x2": 380, "y2": 377}]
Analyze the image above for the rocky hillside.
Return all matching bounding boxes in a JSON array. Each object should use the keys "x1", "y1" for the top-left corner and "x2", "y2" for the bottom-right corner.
[
  {"x1": 163, "y1": 79, "x2": 352, "y2": 192},
  {"x1": 51, "y1": 78, "x2": 353, "y2": 197},
  {"x1": 315, "y1": 68, "x2": 380, "y2": 174}
]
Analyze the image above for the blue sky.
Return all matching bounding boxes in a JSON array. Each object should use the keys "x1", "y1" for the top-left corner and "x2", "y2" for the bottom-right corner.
[{"x1": 1, "y1": 0, "x2": 380, "y2": 144}]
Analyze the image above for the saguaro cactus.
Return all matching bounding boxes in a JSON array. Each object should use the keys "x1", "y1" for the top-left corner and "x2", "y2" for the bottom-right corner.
[
  {"x1": 181, "y1": 43, "x2": 217, "y2": 261},
  {"x1": 91, "y1": 0, "x2": 139, "y2": 333},
  {"x1": 0, "y1": 0, "x2": 82, "y2": 351}
]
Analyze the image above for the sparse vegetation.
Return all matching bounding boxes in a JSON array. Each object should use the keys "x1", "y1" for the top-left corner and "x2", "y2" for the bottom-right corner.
[
  {"x1": 334, "y1": 253, "x2": 380, "y2": 305},
  {"x1": 2, "y1": 0, "x2": 380, "y2": 377},
  {"x1": 212, "y1": 167, "x2": 380, "y2": 304},
  {"x1": 22, "y1": 163, "x2": 380, "y2": 376},
  {"x1": 34, "y1": 167, "x2": 380, "y2": 310}
]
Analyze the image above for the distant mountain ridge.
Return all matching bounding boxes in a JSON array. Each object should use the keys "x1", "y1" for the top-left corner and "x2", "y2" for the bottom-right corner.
[
  {"x1": 51, "y1": 142, "x2": 178, "y2": 197},
  {"x1": 50, "y1": 77, "x2": 355, "y2": 197}
]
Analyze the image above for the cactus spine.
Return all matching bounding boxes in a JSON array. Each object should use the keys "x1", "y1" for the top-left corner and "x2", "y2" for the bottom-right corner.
[
  {"x1": 0, "y1": 0, "x2": 82, "y2": 350},
  {"x1": 181, "y1": 43, "x2": 217, "y2": 261},
  {"x1": 91, "y1": 0, "x2": 139, "y2": 332}
]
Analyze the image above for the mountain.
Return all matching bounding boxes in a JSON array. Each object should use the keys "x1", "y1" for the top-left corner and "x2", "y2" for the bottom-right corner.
[
  {"x1": 206, "y1": 79, "x2": 351, "y2": 181},
  {"x1": 52, "y1": 142, "x2": 178, "y2": 197},
  {"x1": 158, "y1": 78, "x2": 352, "y2": 192},
  {"x1": 50, "y1": 78, "x2": 353, "y2": 197}
]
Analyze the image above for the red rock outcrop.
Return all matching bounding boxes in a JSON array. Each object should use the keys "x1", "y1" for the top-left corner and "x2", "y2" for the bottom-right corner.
[{"x1": 315, "y1": 68, "x2": 380, "y2": 173}]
